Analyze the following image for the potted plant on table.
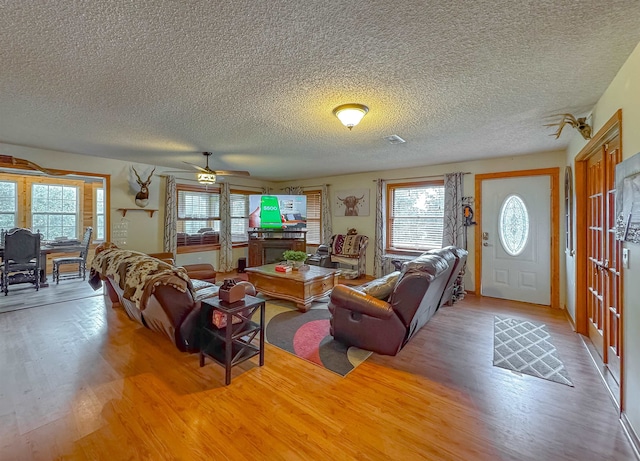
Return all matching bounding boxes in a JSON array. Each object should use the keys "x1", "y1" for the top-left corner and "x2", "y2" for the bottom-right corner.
[{"x1": 282, "y1": 250, "x2": 308, "y2": 269}]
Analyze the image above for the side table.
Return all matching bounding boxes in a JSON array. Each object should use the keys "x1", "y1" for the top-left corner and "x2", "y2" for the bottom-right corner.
[{"x1": 199, "y1": 294, "x2": 265, "y2": 385}]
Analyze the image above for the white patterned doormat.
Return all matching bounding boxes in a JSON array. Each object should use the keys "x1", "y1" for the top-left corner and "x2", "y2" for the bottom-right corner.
[{"x1": 493, "y1": 316, "x2": 574, "y2": 387}]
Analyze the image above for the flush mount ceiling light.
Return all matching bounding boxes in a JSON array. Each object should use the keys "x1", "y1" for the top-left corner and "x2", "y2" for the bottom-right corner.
[
  {"x1": 333, "y1": 103, "x2": 369, "y2": 130},
  {"x1": 197, "y1": 172, "x2": 216, "y2": 184}
]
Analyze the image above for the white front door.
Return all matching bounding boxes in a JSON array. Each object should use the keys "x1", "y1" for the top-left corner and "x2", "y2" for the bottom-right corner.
[{"x1": 481, "y1": 176, "x2": 551, "y2": 305}]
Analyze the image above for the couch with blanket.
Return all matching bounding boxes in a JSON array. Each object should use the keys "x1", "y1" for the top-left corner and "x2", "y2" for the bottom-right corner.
[
  {"x1": 89, "y1": 243, "x2": 252, "y2": 352},
  {"x1": 328, "y1": 247, "x2": 467, "y2": 355}
]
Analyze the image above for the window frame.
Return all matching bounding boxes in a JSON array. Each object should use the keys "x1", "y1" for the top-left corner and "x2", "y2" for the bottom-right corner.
[
  {"x1": 230, "y1": 188, "x2": 253, "y2": 245},
  {"x1": 303, "y1": 189, "x2": 322, "y2": 245},
  {"x1": 176, "y1": 183, "x2": 222, "y2": 253},
  {"x1": 385, "y1": 180, "x2": 445, "y2": 254}
]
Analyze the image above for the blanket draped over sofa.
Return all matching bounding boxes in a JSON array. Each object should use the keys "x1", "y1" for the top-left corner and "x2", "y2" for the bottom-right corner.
[{"x1": 90, "y1": 244, "x2": 195, "y2": 311}]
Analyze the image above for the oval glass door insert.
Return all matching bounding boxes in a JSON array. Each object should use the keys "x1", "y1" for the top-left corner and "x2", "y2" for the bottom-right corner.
[{"x1": 498, "y1": 194, "x2": 529, "y2": 256}]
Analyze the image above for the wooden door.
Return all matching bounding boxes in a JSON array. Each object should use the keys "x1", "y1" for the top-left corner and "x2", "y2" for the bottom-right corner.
[
  {"x1": 481, "y1": 176, "x2": 551, "y2": 305},
  {"x1": 586, "y1": 136, "x2": 622, "y2": 384}
]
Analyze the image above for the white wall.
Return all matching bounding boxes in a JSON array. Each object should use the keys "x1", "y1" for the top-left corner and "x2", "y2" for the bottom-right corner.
[
  {"x1": 565, "y1": 40, "x2": 640, "y2": 439},
  {"x1": 277, "y1": 149, "x2": 566, "y2": 293}
]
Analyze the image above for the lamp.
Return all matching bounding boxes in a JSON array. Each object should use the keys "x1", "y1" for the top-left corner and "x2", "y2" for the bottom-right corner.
[
  {"x1": 197, "y1": 172, "x2": 216, "y2": 184},
  {"x1": 333, "y1": 103, "x2": 369, "y2": 130}
]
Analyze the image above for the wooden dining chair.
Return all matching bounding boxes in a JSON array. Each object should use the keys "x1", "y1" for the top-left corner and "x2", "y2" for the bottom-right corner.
[
  {"x1": 52, "y1": 227, "x2": 93, "y2": 284},
  {"x1": 1, "y1": 228, "x2": 41, "y2": 295}
]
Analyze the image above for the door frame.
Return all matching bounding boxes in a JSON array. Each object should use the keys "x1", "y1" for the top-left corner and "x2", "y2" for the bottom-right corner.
[
  {"x1": 574, "y1": 109, "x2": 624, "y2": 410},
  {"x1": 574, "y1": 109, "x2": 622, "y2": 335},
  {"x1": 474, "y1": 168, "x2": 560, "y2": 309}
]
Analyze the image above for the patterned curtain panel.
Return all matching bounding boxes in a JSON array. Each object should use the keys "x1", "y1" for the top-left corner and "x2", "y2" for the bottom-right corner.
[
  {"x1": 219, "y1": 182, "x2": 233, "y2": 272},
  {"x1": 442, "y1": 172, "x2": 465, "y2": 247},
  {"x1": 163, "y1": 175, "x2": 177, "y2": 256},
  {"x1": 282, "y1": 186, "x2": 303, "y2": 195},
  {"x1": 321, "y1": 184, "x2": 332, "y2": 244},
  {"x1": 373, "y1": 178, "x2": 385, "y2": 278}
]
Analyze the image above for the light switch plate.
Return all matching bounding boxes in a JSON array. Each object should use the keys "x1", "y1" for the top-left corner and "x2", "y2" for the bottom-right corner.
[{"x1": 622, "y1": 248, "x2": 630, "y2": 269}]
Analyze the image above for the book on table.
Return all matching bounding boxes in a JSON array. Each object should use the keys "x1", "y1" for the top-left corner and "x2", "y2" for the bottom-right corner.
[{"x1": 274, "y1": 264, "x2": 292, "y2": 273}]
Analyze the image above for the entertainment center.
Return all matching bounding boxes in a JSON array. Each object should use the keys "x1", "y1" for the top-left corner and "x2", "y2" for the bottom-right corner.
[{"x1": 247, "y1": 229, "x2": 306, "y2": 267}]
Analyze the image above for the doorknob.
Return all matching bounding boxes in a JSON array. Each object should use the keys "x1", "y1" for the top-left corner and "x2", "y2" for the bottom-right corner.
[{"x1": 483, "y1": 242, "x2": 489, "y2": 246}]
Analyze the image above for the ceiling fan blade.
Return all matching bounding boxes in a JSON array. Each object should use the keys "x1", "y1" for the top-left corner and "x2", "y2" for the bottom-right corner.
[
  {"x1": 214, "y1": 170, "x2": 251, "y2": 177},
  {"x1": 182, "y1": 161, "x2": 209, "y2": 173}
]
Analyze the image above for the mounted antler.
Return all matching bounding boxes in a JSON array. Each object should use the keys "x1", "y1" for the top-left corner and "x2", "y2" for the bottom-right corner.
[
  {"x1": 131, "y1": 166, "x2": 156, "y2": 207},
  {"x1": 544, "y1": 113, "x2": 592, "y2": 140}
]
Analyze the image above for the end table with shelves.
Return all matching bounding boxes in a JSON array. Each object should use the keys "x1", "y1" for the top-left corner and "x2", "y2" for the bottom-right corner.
[{"x1": 199, "y1": 294, "x2": 265, "y2": 385}]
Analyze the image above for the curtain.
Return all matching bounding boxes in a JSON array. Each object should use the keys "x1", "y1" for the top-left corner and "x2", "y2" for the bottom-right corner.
[
  {"x1": 163, "y1": 175, "x2": 177, "y2": 256},
  {"x1": 218, "y1": 182, "x2": 233, "y2": 272},
  {"x1": 442, "y1": 172, "x2": 465, "y2": 247},
  {"x1": 282, "y1": 186, "x2": 303, "y2": 195},
  {"x1": 373, "y1": 178, "x2": 385, "y2": 278},
  {"x1": 321, "y1": 184, "x2": 332, "y2": 244}
]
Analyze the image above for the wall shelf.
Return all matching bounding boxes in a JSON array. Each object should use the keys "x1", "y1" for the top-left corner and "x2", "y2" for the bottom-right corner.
[{"x1": 117, "y1": 208, "x2": 158, "y2": 218}]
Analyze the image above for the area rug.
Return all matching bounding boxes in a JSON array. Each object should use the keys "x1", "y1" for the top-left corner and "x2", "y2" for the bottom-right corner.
[
  {"x1": 493, "y1": 316, "x2": 573, "y2": 386},
  {"x1": 260, "y1": 299, "x2": 372, "y2": 376}
]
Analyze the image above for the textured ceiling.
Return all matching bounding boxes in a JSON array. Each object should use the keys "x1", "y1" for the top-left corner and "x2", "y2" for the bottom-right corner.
[{"x1": 2, "y1": 1, "x2": 640, "y2": 180}]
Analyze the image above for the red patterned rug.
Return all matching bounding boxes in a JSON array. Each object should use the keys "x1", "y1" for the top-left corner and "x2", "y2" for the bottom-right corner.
[{"x1": 261, "y1": 299, "x2": 371, "y2": 376}]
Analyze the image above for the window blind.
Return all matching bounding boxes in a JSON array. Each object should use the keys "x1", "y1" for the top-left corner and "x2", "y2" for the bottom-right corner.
[
  {"x1": 304, "y1": 190, "x2": 321, "y2": 244},
  {"x1": 0, "y1": 180, "x2": 17, "y2": 230}
]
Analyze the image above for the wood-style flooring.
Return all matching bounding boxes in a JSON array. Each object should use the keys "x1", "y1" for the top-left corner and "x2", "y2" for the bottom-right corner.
[{"x1": 0, "y1": 285, "x2": 636, "y2": 460}]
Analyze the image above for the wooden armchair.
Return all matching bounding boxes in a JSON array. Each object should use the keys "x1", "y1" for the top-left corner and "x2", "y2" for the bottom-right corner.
[{"x1": 329, "y1": 233, "x2": 369, "y2": 279}]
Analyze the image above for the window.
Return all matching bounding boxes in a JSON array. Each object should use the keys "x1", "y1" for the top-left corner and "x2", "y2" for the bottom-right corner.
[
  {"x1": 499, "y1": 194, "x2": 529, "y2": 256},
  {"x1": 31, "y1": 183, "x2": 79, "y2": 240},
  {"x1": 177, "y1": 186, "x2": 221, "y2": 249},
  {"x1": 387, "y1": 181, "x2": 445, "y2": 252},
  {"x1": 304, "y1": 190, "x2": 322, "y2": 245},
  {"x1": 230, "y1": 190, "x2": 250, "y2": 243},
  {"x1": 0, "y1": 180, "x2": 17, "y2": 230},
  {"x1": 95, "y1": 187, "x2": 105, "y2": 240}
]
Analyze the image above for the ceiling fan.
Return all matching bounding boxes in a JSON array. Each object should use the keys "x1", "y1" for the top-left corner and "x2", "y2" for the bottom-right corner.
[{"x1": 168, "y1": 152, "x2": 250, "y2": 184}]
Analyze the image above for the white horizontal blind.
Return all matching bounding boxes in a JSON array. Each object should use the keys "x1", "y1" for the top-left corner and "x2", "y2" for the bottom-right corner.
[
  {"x1": 304, "y1": 190, "x2": 321, "y2": 245},
  {"x1": 0, "y1": 180, "x2": 17, "y2": 230},
  {"x1": 177, "y1": 189, "x2": 220, "y2": 235},
  {"x1": 389, "y1": 183, "x2": 445, "y2": 250},
  {"x1": 230, "y1": 191, "x2": 249, "y2": 243}
]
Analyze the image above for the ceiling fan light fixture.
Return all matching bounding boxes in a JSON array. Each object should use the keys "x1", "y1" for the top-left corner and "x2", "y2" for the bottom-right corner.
[
  {"x1": 333, "y1": 103, "x2": 369, "y2": 130},
  {"x1": 197, "y1": 172, "x2": 216, "y2": 184}
]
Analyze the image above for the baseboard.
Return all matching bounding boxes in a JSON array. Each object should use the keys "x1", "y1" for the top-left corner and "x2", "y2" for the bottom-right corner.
[{"x1": 621, "y1": 413, "x2": 640, "y2": 460}]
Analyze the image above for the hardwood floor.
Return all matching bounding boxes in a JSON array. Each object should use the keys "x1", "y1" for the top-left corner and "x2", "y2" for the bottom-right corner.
[{"x1": 0, "y1": 287, "x2": 636, "y2": 460}]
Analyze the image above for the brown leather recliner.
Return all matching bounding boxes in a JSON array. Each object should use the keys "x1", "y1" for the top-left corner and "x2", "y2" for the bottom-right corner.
[{"x1": 328, "y1": 252, "x2": 453, "y2": 356}]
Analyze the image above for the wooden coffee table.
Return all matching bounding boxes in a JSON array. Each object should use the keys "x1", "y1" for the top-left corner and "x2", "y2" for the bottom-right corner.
[{"x1": 245, "y1": 263, "x2": 340, "y2": 311}]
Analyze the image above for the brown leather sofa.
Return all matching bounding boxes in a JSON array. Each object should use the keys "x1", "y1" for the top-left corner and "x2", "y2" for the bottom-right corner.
[
  {"x1": 90, "y1": 244, "x2": 250, "y2": 352},
  {"x1": 328, "y1": 247, "x2": 466, "y2": 356}
]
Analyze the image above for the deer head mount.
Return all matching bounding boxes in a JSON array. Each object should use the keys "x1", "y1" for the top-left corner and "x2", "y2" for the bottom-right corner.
[
  {"x1": 130, "y1": 166, "x2": 156, "y2": 208},
  {"x1": 544, "y1": 113, "x2": 592, "y2": 140}
]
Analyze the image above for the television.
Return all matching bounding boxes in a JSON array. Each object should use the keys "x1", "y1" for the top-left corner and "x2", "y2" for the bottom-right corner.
[{"x1": 249, "y1": 195, "x2": 307, "y2": 229}]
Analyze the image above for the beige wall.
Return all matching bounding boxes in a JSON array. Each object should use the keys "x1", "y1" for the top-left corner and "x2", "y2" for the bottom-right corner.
[
  {"x1": 0, "y1": 143, "x2": 272, "y2": 259},
  {"x1": 565, "y1": 40, "x2": 640, "y2": 440},
  {"x1": 278, "y1": 149, "x2": 566, "y2": 293}
]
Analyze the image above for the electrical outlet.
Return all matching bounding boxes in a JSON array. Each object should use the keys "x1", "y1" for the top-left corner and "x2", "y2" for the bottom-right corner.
[{"x1": 622, "y1": 248, "x2": 630, "y2": 269}]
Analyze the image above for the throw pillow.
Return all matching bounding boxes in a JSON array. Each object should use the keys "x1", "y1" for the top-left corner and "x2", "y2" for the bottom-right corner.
[{"x1": 362, "y1": 271, "x2": 401, "y2": 299}]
